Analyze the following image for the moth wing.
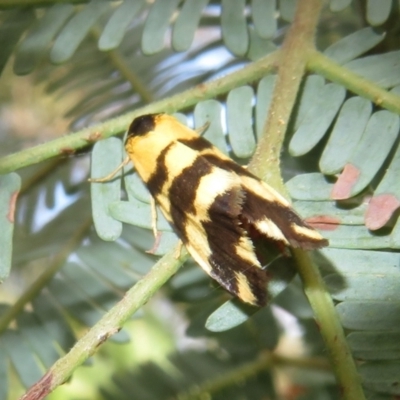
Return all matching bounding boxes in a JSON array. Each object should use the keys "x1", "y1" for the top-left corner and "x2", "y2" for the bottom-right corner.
[
  {"x1": 176, "y1": 169, "x2": 269, "y2": 307},
  {"x1": 179, "y1": 137, "x2": 327, "y2": 249},
  {"x1": 240, "y1": 176, "x2": 328, "y2": 250}
]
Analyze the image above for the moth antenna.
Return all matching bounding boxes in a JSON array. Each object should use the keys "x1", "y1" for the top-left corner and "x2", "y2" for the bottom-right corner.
[
  {"x1": 195, "y1": 121, "x2": 210, "y2": 136},
  {"x1": 88, "y1": 156, "x2": 130, "y2": 182}
]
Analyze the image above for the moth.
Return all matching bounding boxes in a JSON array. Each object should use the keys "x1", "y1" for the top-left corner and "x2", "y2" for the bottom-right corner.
[{"x1": 96, "y1": 114, "x2": 328, "y2": 307}]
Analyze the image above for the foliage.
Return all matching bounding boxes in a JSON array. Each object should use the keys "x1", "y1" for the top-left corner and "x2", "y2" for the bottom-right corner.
[{"x1": 0, "y1": 1, "x2": 399, "y2": 399}]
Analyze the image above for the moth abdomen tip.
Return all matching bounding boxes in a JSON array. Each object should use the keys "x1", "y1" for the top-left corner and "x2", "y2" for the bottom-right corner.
[{"x1": 128, "y1": 113, "x2": 160, "y2": 137}]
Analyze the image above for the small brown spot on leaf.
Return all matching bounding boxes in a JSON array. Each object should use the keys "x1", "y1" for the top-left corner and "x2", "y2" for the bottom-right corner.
[
  {"x1": 331, "y1": 163, "x2": 360, "y2": 200},
  {"x1": 7, "y1": 191, "x2": 18, "y2": 223},
  {"x1": 365, "y1": 194, "x2": 400, "y2": 230},
  {"x1": 305, "y1": 215, "x2": 340, "y2": 231}
]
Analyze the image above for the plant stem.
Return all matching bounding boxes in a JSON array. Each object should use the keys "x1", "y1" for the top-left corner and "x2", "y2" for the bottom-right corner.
[
  {"x1": 293, "y1": 250, "x2": 365, "y2": 400},
  {"x1": 247, "y1": 0, "x2": 318, "y2": 189},
  {"x1": 247, "y1": 1, "x2": 366, "y2": 399},
  {"x1": 0, "y1": 51, "x2": 279, "y2": 175},
  {"x1": 20, "y1": 246, "x2": 189, "y2": 400},
  {"x1": 177, "y1": 353, "x2": 331, "y2": 400},
  {"x1": 177, "y1": 353, "x2": 274, "y2": 400}
]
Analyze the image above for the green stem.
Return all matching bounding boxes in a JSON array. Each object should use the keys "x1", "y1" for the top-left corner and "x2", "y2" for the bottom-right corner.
[
  {"x1": 177, "y1": 353, "x2": 331, "y2": 400},
  {"x1": 177, "y1": 352, "x2": 274, "y2": 400},
  {"x1": 247, "y1": 1, "x2": 366, "y2": 399},
  {"x1": 307, "y1": 50, "x2": 400, "y2": 114},
  {"x1": 248, "y1": 0, "x2": 319, "y2": 189},
  {"x1": 20, "y1": 246, "x2": 189, "y2": 400},
  {"x1": 0, "y1": 51, "x2": 279, "y2": 175},
  {"x1": 293, "y1": 250, "x2": 365, "y2": 400}
]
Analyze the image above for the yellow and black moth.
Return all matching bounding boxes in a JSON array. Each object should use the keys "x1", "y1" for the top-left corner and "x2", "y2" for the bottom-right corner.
[{"x1": 119, "y1": 113, "x2": 328, "y2": 307}]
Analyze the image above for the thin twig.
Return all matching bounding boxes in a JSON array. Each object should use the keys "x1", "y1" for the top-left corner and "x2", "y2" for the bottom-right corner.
[
  {"x1": 0, "y1": 51, "x2": 279, "y2": 175},
  {"x1": 177, "y1": 353, "x2": 331, "y2": 400},
  {"x1": 21, "y1": 246, "x2": 189, "y2": 400}
]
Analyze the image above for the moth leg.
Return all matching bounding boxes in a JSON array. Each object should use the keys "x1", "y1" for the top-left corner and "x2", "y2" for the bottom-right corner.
[
  {"x1": 150, "y1": 197, "x2": 158, "y2": 239},
  {"x1": 174, "y1": 240, "x2": 183, "y2": 259},
  {"x1": 89, "y1": 156, "x2": 130, "y2": 182},
  {"x1": 146, "y1": 231, "x2": 162, "y2": 254},
  {"x1": 146, "y1": 197, "x2": 161, "y2": 254},
  {"x1": 195, "y1": 121, "x2": 210, "y2": 136}
]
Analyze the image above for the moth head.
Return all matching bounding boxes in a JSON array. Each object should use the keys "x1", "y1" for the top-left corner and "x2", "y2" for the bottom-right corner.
[
  {"x1": 127, "y1": 113, "x2": 161, "y2": 138},
  {"x1": 125, "y1": 114, "x2": 197, "y2": 159}
]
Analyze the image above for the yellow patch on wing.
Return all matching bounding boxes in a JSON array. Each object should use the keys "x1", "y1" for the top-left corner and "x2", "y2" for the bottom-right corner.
[
  {"x1": 164, "y1": 142, "x2": 199, "y2": 183},
  {"x1": 241, "y1": 175, "x2": 290, "y2": 206},
  {"x1": 235, "y1": 236, "x2": 261, "y2": 268},
  {"x1": 183, "y1": 200, "x2": 225, "y2": 276},
  {"x1": 291, "y1": 223, "x2": 326, "y2": 241},
  {"x1": 155, "y1": 195, "x2": 173, "y2": 223},
  {"x1": 255, "y1": 218, "x2": 289, "y2": 243},
  {"x1": 235, "y1": 271, "x2": 257, "y2": 305},
  {"x1": 182, "y1": 169, "x2": 242, "y2": 275},
  {"x1": 185, "y1": 241, "x2": 212, "y2": 275},
  {"x1": 193, "y1": 167, "x2": 240, "y2": 219}
]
